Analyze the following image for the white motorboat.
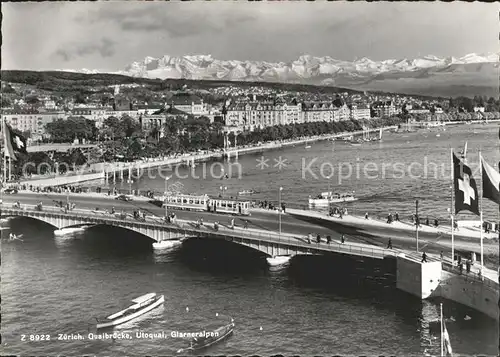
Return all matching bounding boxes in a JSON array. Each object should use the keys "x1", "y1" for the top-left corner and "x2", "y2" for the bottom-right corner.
[
  {"x1": 308, "y1": 192, "x2": 358, "y2": 206},
  {"x1": 266, "y1": 255, "x2": 292, "y2": 266},
  {"x1": 152, "y1": 239, "x2": 183, "y2": 249},
  {"x1": 96, "y1": 293, "x2": 164, "y2": 329},
  {"x1": 54, "y1": 227, "x2": 88, "y2": 236},
  {"x1": 238, "y1": 189, "x2": 256, "y2": 195}
]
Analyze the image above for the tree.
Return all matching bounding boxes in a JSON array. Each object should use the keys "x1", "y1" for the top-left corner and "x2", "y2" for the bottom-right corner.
[
  {"x1": 45, "y1": 117, "x2": 98, "y2": 143},
  {"x1": 1, "y1": 96, "x2": 12, "y2": 108},
  {"x1": 74, "y1": 93, "x2": 87, "y2": 104},
  {"x1": 25, "y1": 96, "x2": 40, "y2": 105}
]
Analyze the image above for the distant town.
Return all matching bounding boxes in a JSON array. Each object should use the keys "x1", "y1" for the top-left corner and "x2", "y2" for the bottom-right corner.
[{"x1": 1, "y1": 73, "x2": 498, "y2": 148}]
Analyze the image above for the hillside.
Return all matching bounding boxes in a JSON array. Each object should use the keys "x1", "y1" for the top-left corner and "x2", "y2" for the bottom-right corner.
[{"x1": 0, "y1": 70, "x2": 364, "y2": 96}]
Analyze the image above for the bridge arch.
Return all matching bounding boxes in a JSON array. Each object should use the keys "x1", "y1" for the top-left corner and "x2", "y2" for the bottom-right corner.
[{"x1": 0, "y1": 208, "x2": 190, "y2": 243}]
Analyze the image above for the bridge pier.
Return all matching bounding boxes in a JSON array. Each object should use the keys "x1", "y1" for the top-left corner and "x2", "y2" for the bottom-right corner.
[{"x1": 396, "y1": 254, "x2": 442, "y2": 299}]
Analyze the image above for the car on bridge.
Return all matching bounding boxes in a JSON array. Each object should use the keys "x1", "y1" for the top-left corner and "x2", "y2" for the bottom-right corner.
[
  {"x1": 115, "y1": 194, "x2": 133, "y2": 202},
  {"x1": 3, "y1": 187, "x2": 18, "y2": 194}
]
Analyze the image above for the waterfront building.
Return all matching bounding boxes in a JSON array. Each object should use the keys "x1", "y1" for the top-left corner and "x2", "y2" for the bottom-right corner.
[
  {"x1": 167, "y1": 93, "x2": 209, "y2": 117},
  {"x1": 1, "y1": 111, "x2": 65, "y2": 139},
  {"x1": 141, "y1": 114, "x2": 166, "y2": 131},
  {"x1": 104, "y1": 110, "x2": 140, "y2": 120},
  {"x1": 333, "y1": 102, "x2": 351, "y2": 122},
  {"x1": 372, "y1": 100, "x2": 397, "y2": 118},
  {"x1": 224, "y1": 100, "x2": 303, "y2": 130},
  {"x1": 409, "y1": 108, "x2": 431, "y2": 115},
  {"x1": 72, "y1": 106, "x2": 113, "y2": 128},
  {"x1": 301, "y1": 102, "x2": 336, "y2": 123},
  {"x1": 350, "y1": 104, "x2": 371, "y2": 120}
]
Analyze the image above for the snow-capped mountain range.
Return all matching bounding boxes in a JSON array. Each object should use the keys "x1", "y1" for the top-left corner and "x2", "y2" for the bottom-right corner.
[
  {"x1": 112, "y1": 53, "x2": 498, "y2": 82},
  {"x1": 61, "y1": 52, "x2": 498, "y2": 81},
  {"x1": 59, "y1": 52, "x2": 499, "y2": 97}
]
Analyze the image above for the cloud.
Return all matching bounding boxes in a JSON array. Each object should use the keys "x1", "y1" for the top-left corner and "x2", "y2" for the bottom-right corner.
[
  {"x1": 82, "y1": 4, "x2": 256, "y2": 38},
  {"x1": 53, "y1": 38, "x2": 116, "y2": 62}
]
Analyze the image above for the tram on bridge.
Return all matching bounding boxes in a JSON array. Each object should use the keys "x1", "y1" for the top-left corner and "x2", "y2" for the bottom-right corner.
[{"x1": 162, "y1": 194, "x2": 251, "y2": 216}]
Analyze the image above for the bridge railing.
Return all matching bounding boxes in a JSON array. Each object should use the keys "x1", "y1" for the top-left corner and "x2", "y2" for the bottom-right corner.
[{"x1": 3, "y1": 204, "x2": 400, "y2": 260}]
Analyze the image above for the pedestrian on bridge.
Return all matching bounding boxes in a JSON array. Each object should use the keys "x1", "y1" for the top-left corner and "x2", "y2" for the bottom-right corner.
[
  {"x1": 386, "y1": 238, "x2": 393, "y2": 249},
  {"x1": 230, "y1": 218, "x2": 235, "y2": 229},
  {"x1": 365, "y1": 212, "x2": 369, "y2": 220},
  {"x1": 421, "y1": 252, "x2": 427, "y2": 263},
  {"x1": 326, "y1": 235, "x2": 331, "y2": 244},
  {"x1": 440, "y1": 251, "x2": 444, "y2": 260},
  {"x1": 316, "y1": 233, "x2": 321, "y2": 243},
  {"x1": 341, "y1": 234, "x2": 345, "y2": 244}
]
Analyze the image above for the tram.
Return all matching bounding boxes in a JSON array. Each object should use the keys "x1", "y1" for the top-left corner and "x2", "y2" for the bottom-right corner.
[{"x1": 163, "y1": 194, "x2": 251, "y2": 216}]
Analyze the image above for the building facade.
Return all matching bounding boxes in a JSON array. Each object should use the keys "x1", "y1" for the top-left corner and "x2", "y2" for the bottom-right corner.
[
  {"x1": 1, "y1": 111, "x2": 66, "y2": 139},
  {"x1": 168, "y1": 94, "x2": 209, "y2": 117},
  {"x1": 350, "y1": 104, "x2": 371, "y2": 120}
]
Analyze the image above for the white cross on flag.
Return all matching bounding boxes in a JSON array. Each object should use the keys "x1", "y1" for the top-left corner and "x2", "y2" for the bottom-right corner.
[
  {"x1": 2, "y1": 121, "x2": 28, "y2": 161},
  {"x1": 453, "y1": 153, "x2": 479, "y2": 216}
]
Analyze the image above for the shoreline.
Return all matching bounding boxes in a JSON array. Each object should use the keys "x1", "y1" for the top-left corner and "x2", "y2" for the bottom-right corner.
[
  {"x1": 18, "y1": 125, "x2": 398, "y2": 187},
  {"x1": 15, "y1": 119, "x2": 497, "y2": 188}
]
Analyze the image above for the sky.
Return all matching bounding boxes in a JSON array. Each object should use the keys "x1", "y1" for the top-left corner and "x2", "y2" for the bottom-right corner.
[{"x1": 2, "y1": 2, "x2": 498, "y2": 71}]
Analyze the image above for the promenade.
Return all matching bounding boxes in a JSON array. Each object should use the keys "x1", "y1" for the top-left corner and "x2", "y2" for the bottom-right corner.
[{"x1": 16, "y1": 126, "x2": 397, "y2": 188}]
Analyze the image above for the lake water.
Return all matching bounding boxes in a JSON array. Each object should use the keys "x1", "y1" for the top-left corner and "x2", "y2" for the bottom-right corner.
[{"x1": 2, "y1": 123, "x2": 499, "y2": 355}]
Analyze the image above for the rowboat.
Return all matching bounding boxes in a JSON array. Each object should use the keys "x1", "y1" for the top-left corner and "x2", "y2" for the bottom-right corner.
[
  {"x1": 177, "y1": 320, "x2": 235, "y2": 353},
  {"x1": 152, "y1": 239, "x2": 183, "y2": 249},
  {"x1": 308, "y1": 192, "x2": 358, "y2": 206},
  {"x1": 96, "y1": 293, "x2": 164, "y2": 329}
]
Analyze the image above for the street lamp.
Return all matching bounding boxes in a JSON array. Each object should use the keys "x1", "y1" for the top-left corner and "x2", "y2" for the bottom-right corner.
[
  {"x1": 127, "y1": 178, "x2": 133, "y2": 195},
  {"x1": 278, "y1": 186, "x2": 283, "y2": 240},
  {"x1": 165, "y1": 175, "x2": 171, "y2": 217},
  {"x1": 415, "y1": 199, "x2": 419, "y2": 252},
  {"x1": 220, "y1": 185, "x2": 227, "y2": 198}
]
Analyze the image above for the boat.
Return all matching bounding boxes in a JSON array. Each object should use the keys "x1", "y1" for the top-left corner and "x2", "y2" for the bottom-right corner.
[
  {"x1": 54, "y1": 226, "x2": 88, "y2": 236},
  {"x1": 6, "y1": 233, "x2": 23, "y2": 242},
  {"x1": 305, "y1": 144, "x2": 311, "y2": 149},
  {"x1": 176, "y1": 319, "x2": 235, "y2": 353},
  {"x1": 266, "y1": 255, "x2": 292, "y2": 266},
  {"x1": 238, "y1": 189, "x2": 256, "y2": 195},
  {"x1": 308, "y1": 192, "x2": 358, "y2": 206},
  {"x1": 152, "y1": 239, "x2": 183, "y2": 249},
  {"x1": 96, "y1": 293, "x2": 165, "y2": 329}
]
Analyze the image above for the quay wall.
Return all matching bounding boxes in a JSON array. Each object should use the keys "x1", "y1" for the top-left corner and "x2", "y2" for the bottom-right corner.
[{"x1": 19, "y1": 172, "x2": 104, "y2": 187}]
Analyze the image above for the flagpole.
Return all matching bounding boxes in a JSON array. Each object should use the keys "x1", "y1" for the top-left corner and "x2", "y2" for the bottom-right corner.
[
  {"x1": 2, "y1": 118, "x2": 6, "y2": 185},
  {"x1": 450, "y1": 148, "x2": 454, "y2": 264},
  {"x1": 8, "y1": 156, "x2": 12, "y2": 182},
  {"x1": 479, "y1": 151, "x2": 484, "y2": 276},
  {"x1": 440, "y1": 302, "x2": 444, "y2": 357}
]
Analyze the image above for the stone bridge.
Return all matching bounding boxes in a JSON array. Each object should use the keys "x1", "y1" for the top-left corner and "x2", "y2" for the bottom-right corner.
[
  {"x1": 2, "y1": 205, "x2": 498, "y2": 320},
  {"x1": 1, "y1": 205, "x2": 399, "y2": 260}
]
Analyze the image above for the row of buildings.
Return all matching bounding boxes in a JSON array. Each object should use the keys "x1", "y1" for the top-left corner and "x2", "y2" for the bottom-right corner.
[
  {"x1": 2, "y1": 90, "x2": 405, "y2": 140},
  {"x1": 223, "y1": 97, "x2": 379, "y2": 130}
]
